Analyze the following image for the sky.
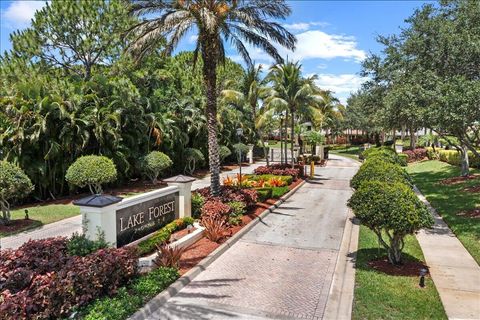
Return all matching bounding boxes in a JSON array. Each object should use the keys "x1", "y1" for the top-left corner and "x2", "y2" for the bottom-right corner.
[{"x1": 0, "y1": 0, "x2": 430, "y2": 103}]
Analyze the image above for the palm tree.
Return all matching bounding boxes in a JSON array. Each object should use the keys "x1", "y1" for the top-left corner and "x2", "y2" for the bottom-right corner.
[
  {"x1": 128, "y1": 0, "x2": 296, "y2": 195},
  {"x1": 265, "y1": 61, "x2": 318, "y2": 167}
]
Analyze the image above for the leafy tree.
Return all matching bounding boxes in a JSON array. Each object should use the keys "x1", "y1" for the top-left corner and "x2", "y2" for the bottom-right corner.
[
  {"x1": 348, "y1": 180, "x2": 433, "y2": 265},
  {"x1": 128, "y1": 0, "x2": 296, "y2": 196},
  {"x1": 66, "y1": 155, "x2": 117, "y2": 194},
  {"x1": 142, "y1": 151, "x2": 173, "y2": 183},
  {"x1": 303, "y1": 131, "x2": 325, "y2": 155},
  {"x1": 184, "y1": 148, "x2": 205, "y2": 175},
  {"x1": 0, "y1": 161, "x2": 34, "y2": 225},
  {"x1": 10, "y1": 0, "x2": 133, "y2": 80}
]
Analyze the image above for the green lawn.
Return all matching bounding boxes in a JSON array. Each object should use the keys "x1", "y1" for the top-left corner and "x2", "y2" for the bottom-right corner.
[
  {"x1": 330, "y1": 145, "x2": 361, "y2": 161},
  {"x1": 407, "y1": 160, "x2": 480, "y2": 264},
  {"x1": 267, "y1": 140, "x2": 292, "y2": 149},
  {"x1": 353, "y1": 225, "x2": 446, "y2": 320}
]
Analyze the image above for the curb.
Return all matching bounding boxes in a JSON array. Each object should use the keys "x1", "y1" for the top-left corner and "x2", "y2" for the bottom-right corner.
[{"x1": 129, "y1": 179, "x2": 307, "y2": 320}]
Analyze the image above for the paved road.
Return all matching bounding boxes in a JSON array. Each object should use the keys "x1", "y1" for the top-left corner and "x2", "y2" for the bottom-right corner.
[
  {"x1": 0, "y1": 163, "x2": 265, "y2": 249},
  {"x1": 146, "y1": 154, "x2": 359, "y2": 320}
]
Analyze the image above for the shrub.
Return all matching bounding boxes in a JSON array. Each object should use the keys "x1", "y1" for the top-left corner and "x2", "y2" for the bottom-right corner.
[
  {"x1": 233, "y1": 143, "x2": 250, "y2": 156},
  {"x1": 136, "y1": 217, "x2": 194, "y2": 256},
  {"x1": 196, "y1": 186, "x2": 258, "y2": 207},
  {"x1": 219, "y1": 145, "x2": 232, "y2": 163},
  {"x1": 437, "y1": 149, "x2": 480, "y2": 168},
  {"x1": 426, "y1": 147, "x2": 440, "y2": 160},
  {"x1": 201, "y1": 198, "x2": 231, "y2": 218},
  {"x1": 142, "y1": 151, "x2": 173, "y2": 183},
  {"x1": 80, "y1": 267, "x2": 178, "y2": 320},
  {"x1": 65, "y1": 155, "x2": 117, "y2": 194},
  {"x1": 348, "y1": 181, "x2": 433, "y2": 265},
  {"x1": 350, "y1": 158, "x2": 411, "y2": 190},
  {"x1": 66, "y1": 231, "x2": 109, "y2": 257},
  {"x1": 227, "y1": 201, "x2": 246, "y2": 226},
  {"x1": 402, "y1": 148, "x2": 427, "y2": 163},
  {"x1": 359, "y1": 146, "x2": 395, "y2": 160},
  {"x1": 398, "y1": 154, "x2": 408, "y2": 167},
  {"x1": 201, "y1": 214, "x2": 228, "y2": 243},
  {"x1": 191, "y1": 192, "x2": 205, "y2": 219},
  {"x1": 254, "y1": 164, "x2": 303, "y2": 178},
  {"x1": 0, "y1": 243, "x2": 137, "y2": 319},
  {"x1": 154, "y1": 243, "x2": 185, "y2": 269},
  {"x1": 184, "y1": 148, "x2": 205, "y2": 175},
  {"x1": 255, "y1": 188, "x2": 272, "y2": 202},
  {"x1": 0, "y1": 161, "x2": 34, "y2": 225},
  {"x1": 271, "y1": 186, "x2": 290, "y2": 198}
]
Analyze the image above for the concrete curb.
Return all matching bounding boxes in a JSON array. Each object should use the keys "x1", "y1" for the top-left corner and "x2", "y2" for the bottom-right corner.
[
  {"x1": 129, "y1": 179, "x2": 307, "y2": 320},
  {"x1": 323, "y1": 208, "x2": 359, "y2": 320}
]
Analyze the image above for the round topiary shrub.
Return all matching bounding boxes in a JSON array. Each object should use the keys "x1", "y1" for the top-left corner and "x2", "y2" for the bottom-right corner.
[
  {"x1": 66, "y1": 155, "x2": 117, "y2": 194},
  {"x1": 142, "y1": 151, "x2": 173, "y2": 183},
  {"x1": 350, "y1": 158, "x2": 410, "y2": 189},
  {"x1": 0, "y1": 161, "x2": 34, "y2": 225},
  {"x1": 184, "y1": 148, "x2": 205, "y2": 175},
  {"x1": 348, "y1": 180, "x2": 433, "y2": 265}
]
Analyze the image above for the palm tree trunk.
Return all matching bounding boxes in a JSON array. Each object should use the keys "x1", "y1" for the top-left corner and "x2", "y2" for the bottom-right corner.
[
  {"x1": 258, "y1": 129, "x2": 270, "y2": 166},
  {"x1": 202, "y1": 47, "x2": 221, "y2": 196},
  {"x1": 280, "y1": 118, "x2": 283, "y2": 164},
  {"x1": 284, "y1": 111, "x2": 288, "y2": 163},
  {"x1": 290, "y1": 111, "x2": 295, "y2": 168}
]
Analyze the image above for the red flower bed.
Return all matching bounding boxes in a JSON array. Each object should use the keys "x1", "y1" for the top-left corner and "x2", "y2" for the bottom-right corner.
[
  {"x1": 196, "y1": 186, "x2": 258, "y2": 207},
  {"x1": 253, "y1": 163, "x2": 304, "y2": 178},
  {"x1": 0, "y1": 238, "x2": 137, "y2": 319},
  {"x1": 402, "y1": 148, "x2": 427, "y2": 162}
]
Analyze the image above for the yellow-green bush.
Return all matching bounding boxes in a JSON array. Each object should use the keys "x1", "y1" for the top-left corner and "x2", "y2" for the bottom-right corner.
[{"x1": 437, "y1": 149, "x2": 480, "y2": 168}]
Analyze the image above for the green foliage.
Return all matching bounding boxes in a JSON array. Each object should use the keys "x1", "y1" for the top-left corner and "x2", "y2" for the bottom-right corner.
[
  {"x1": 142, "y1": 151, "x2": 173, "y2": 183},
  {"x1": 350, "y1": 158, "x2": 410, "y2": 190},
  {"x1": 303, "y1": 131, "x2": 325, "y2": 145},
  {"x1": 348, "y1": 181, "x2": 433, "y2": 264},
  {"x1": 184, "y1": 148, "x2": 205, "y2": 175},
  {"x1": 247, "y1": 174, "x2": 293, "y2": 185},
  {"x1": 81, "y1": 267, "x2": 179, "y2": 320},
  {"x1": 437, "y1": 149, "x2": 480, "y2": 169},
  {"x1": 233, "y1": 143, "x2": 249, "y2": 156},
  {"x1": 227, "y1": 201, "x2": 246, "y2": 226},
  {"x1": 191, "y1": 192, "x2": 205, "y2": 219},
  {"x1": 255, "y1": 187, "x2": 272, "y2": 202},
  {"x1": 0, "y1": 161, "x2": 33, "y2": 223},
  {"x1": 271, "y1": 186, "x2": 290, "y2": 198},
  {"x1": 65, "y1": 155, "x2": 117, "y2": 194},
  {"x1": 398, "y1": 154, "x2": 408, "y2": 167},
  {"x1": 136, "y1": 217, "x2": 194, "y2": 256},
  {"x1": 219, "y1": 146, "x2": 232, "y2": 163},
  {"x1": 66, "y1": 231, "x2": 109, "y2": 257}
]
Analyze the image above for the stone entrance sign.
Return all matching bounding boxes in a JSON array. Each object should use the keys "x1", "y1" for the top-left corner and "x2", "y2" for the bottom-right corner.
[
  {"x1": 74, "y1": 175, "x2": 195, "y2": 247},
  {"x1": 116, "y1": 192, "x2": 178, "y2": 247}
]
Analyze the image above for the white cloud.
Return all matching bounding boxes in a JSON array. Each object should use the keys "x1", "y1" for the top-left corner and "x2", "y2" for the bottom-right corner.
[
  {"x1": 315, "y1": 73, "x2": 367, "y2": 96},
  {"x1": 244, "y1": 30, "x2": 366, "y2": 64},
  {"x1": 188, "y1": 34, "x2": 198, "y2": 43},
  {"x1": 2, "y1": 1, "x2": 48, "y2": 29},
  {"x1": 283, "y1": 21, "x2": 329, "y2": 32}
]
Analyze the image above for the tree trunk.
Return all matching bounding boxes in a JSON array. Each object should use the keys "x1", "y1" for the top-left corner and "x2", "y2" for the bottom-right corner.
[
  {"x1": 290, "y1": 111, "x2": 295, "y2": 168},
  {"x1": 284, "y1": 111, "x2": 288, "y2": 164},
  {"x1": 388, "y1": 234, "x2": 404, "y2": 265},
  {"x1": 0, "y1": 198, "x2": 11, "y2": 226},
  {"x1": 258, "y1": 129, "x2": 269, "y2": 166},
  {"x1": 409, "y1": 127, "x2": 416, "y2": 149},
  {"x1": 202, "y1": 45, "x2": 221, "y2": 196},
  {"x1": 460, "y1": 144, "x2": 470, "y2": 177},
  {"x1": 280, "y1": 118, "x2": 284, "y2": 164}
]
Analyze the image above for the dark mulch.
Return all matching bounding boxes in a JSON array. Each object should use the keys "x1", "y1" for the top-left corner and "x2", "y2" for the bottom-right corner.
[
  {"x1": 439, "y1": 174, "x2": 480, "y2": 185},
  {"x1": 457, "y1": 208, "x2": 480, "y2": 219},
  {"x1": 0, "y1": 219, "x2": 42, "y2": 235},
  {"x1": 463, "y1": 185, "x2": 480, "y2": 193},
  {"x1": 368, "y1": 257, "x2": 429, "y2": 277}
]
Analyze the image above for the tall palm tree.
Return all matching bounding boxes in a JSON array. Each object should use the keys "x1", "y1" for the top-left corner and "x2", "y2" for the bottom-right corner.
[
  {"x1": 127, "y1": 0, "x2": 296, "y2": 195},
  {"x1": 265, "y1": 61, "x2": 318, "y2": 167}
]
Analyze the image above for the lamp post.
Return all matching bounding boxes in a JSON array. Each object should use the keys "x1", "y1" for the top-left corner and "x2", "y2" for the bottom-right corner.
[{"x1": 236, "y1": 128, "x2": 243, "y2": 188}]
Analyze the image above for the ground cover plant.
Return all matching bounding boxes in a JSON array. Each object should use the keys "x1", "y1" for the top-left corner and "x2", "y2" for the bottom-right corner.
[
  {"x1": 407, "y1": 160, "x2": 480, "y2": 264},
  {"x1": 0, "y1": 237, "x2": 137, "y2": 319}
]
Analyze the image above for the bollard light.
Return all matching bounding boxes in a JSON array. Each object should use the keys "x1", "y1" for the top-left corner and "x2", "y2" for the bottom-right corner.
[{"x1": 419, "y1": 268, "x2": 427, "y2": 288}]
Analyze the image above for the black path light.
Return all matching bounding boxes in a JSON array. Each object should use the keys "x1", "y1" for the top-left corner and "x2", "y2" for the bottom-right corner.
[
  {"x1": 419, "y1": 268, "x2": 428, "y2": 288},
  {"x1": 236, "y1": 127, "x2": 244, "y2": 188}
]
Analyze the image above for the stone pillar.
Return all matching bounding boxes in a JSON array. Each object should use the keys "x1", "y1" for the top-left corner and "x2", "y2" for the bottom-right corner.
[
  {"x1": 247, "y1": 144, "x2": 254, "y2": 164},
  {"x1": 317, "y1": 145, "x2": 325, "y2": 160},
  {"x1": 164, "y1": 175, "x2": 196, "y2": 218},
  {"x1": 395, "y1": 144, "x2": 403, "y2": 153},
  {"x1": 73, "y1": 195, "x2": 122, "y2": 246}
]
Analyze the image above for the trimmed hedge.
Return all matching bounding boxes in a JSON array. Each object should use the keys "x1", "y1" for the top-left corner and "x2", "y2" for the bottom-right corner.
[
  {"x1": 255, "y1": 187, "x2": 272, "y2": 202},
  {"x1": 136, "y1": 217, "x2": 194, "y2": 256},
  {"x1": 398, "y1": 154, "x2": 408, "y2": 167},
  {"x1": 351, "y1": 158, "x2": 411, "y2": 189},
  {"x1": 142, "y1": 151, "x2": 173, "y2": 183},
  {"x1": 65, "y1": 155, "x2": 117, "y2": 194}
]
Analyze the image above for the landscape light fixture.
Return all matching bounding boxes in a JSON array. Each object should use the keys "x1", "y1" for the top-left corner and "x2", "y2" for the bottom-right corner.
[{"x1": 236, "y1": 127, "x2": 243, "y2": 188}]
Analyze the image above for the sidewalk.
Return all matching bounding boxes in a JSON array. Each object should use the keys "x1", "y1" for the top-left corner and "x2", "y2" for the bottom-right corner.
[
  {"x1": 415, "y1": 187, "x2": 480, "y2": 320},
  {"x1": 0, "y1": 162, "x2": 265, "y2": 249},
  {"x1": 139, "y1": 155, "x2": 360, "y2": 319}
]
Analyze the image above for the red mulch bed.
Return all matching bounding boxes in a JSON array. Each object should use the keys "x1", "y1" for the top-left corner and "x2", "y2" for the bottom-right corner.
[
  {"x1": 463, "y1": 185, "x2": 480, "y2": 193},
  {"x1": 457, "y1": 208, "x2": 480, "y2": 219},
  {"x1": 368, "y1": 257, "x2": 429, "y2": 276},
  {"x1": 169, "y1": 227, "x2": 197, "y2": 242},
  {"x1": 177, "y1": 178, "x2": 305, "y2": 275},
  {"x1": 439, "y1": 174, "x2": 480, "y2": 185},
  {"x1": 0, "y1": 219, "x2": 42, "y2": 235}
]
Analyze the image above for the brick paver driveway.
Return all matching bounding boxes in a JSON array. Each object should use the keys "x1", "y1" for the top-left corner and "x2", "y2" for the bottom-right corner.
[{"x1": 148, "y1": 155, "x2": 359, "y2": 320}]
